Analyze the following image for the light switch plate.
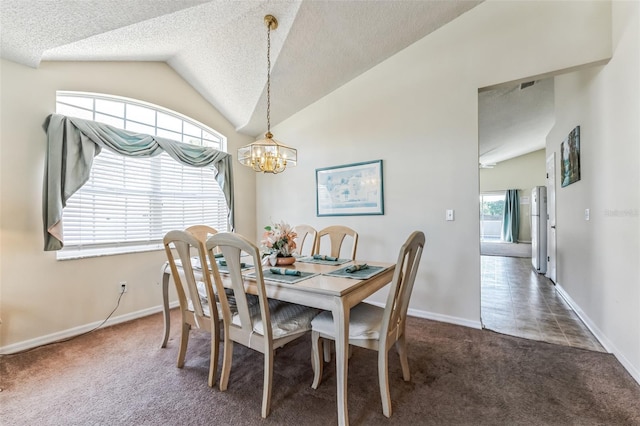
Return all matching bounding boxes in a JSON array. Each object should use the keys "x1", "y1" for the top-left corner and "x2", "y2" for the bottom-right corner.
[
  {"x1": 585, "y1": 208, "x2": 590, "y2": 221},
  {"x1": 446, "y1": 209, "x2": 455, "y2": 221}
]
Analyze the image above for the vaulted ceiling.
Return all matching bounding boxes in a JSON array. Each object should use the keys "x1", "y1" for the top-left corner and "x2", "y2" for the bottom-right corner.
[
  {"x1": 479, "y1": 78, "x2": 554, "y2": 166},
  {"x1": 1, "y1": 0, "x2": 552, "y2": 164}
]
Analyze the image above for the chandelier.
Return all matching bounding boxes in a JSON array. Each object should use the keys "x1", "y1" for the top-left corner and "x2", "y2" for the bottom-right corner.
[{"x1": 238, "y1": 14, "x2": 297, "y2": 174}]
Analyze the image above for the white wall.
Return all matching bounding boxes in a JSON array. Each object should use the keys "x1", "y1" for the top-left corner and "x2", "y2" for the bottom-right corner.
[
  {"x1": 480, "y1": 149, "x2": 547, "y2": 242},
  {"x1": 255, "y1": 1, "x2": 612, "y2": 330},
  {"x1": 0, "y1": 60, "x2": 257, "y2": 350},
  {"x1": 480, "y1": 149, "x2": 547, "y2": 193},
  {"x1": 547, "y1": 1, "x2": 639, "y2": 382}
]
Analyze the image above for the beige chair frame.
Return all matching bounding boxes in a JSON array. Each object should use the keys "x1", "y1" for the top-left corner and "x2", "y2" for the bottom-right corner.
[
  {"x1": 185, "y1": 224, "x2": 218, "y2": 243},
  {"x1": 206, "y1": 232, "x2": 312, "y2": 418},
  {"x1": 315, "y1": 225, "x2": 358, "y2": 260},
  {"x1": 314, "y1": 225, "x2": 359, "y2": 361},
  {"x1": 311, "y1": 231, "x2": 425, "y2": 417},
  {"x1": 163, "y1": 230, "x2": 220, "y2": 388},
  {"x1": 293, "y1": 224, "x2": 318, "y2": 257}
]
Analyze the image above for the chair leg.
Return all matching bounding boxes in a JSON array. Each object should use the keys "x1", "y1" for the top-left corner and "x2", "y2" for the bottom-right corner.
[
  {"x1": 378, "y1": 348, "x2": 392, "y2": 418},
  {"x1": 261, "y1": 349, "x2": 274, "y2": 418},
  {"x1": 396, "y1": 336, "x2": 411, "y2": 381},
  {"x1": 311, "y1": 331, "x2": 324, "y2": 389},
  {"x1": 177, "y1": 322, "x2": 191, "y2": 368},
  {"x1": 219, "y1": 337, "x2": 233, "y2": 391},
  {"x1": 323, "y1": 339, "x2": 332, "y2": 362},
  {"x1": 208, "y1": 328, "x2": 220, "y2": 388}
]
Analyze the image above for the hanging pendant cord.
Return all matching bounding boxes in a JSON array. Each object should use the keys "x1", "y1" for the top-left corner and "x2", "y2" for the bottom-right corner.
[{"x1": 266, "y1": 21, "x2": 272, "y2": 137}]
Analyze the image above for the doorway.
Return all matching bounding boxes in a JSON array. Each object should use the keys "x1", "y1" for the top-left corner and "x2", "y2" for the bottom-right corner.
[
  {"x1": 546, "y1": 152, "x2": 557, "y2": 283},
  {"x1": 477, "y1": 78, "x2": 602, "y2": 351}
]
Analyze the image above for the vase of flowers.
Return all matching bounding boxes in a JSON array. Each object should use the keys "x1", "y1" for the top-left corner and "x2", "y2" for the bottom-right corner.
[
  {"x1": 275, "y1": 256, "x2": 296, "y2": 266},
  {"x1": 261, "y1": 221, "x2": 298, "y2": 266}
]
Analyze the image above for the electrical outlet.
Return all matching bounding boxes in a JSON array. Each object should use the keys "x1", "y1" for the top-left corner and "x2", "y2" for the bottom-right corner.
[{"x1": 119, "y1": 281, "x2": 128, "y2": 293}]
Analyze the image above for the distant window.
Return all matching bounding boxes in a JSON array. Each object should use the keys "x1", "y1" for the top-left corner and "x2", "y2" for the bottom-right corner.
[
  {"x1": 56, "y1": 91, "x2": 228, "y2": 259},
  {"x1": 480, "y1": 192, "x2": 505, "y2": 242}
]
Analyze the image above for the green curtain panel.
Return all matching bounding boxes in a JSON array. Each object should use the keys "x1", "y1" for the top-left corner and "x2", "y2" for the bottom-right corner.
[
  {"x1": 42, "y1": 114, "x2": 234, "y2": 251},
  {"x1": 501, "y1": 189, "x2": 519, "y2": 243}
]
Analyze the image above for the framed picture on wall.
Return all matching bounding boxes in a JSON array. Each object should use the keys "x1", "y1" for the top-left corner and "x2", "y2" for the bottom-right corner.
[
  {"x1": 315, "y1": 160, "x2": 384, "y2": 216},
  {"x1": 561, "y1": 126, "x2": 581, "y2": 187}
]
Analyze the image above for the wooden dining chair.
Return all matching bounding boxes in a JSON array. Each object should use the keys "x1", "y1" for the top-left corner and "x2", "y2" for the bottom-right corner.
[
  {"x1": 293, "y1": 224, "x2": 318, "y2": 257},
  {"x1": 310, "y1": 231, "x2": 425, "y2": 418},
  {"x1": 315, "y1": 225, "x2": 358, "y2": 260},
  {"x1": 163, "y1": 230, "x2": 221, "y2": 388},
  {"x1": 185, "y1": 224, "x2": 220, "y2": 260},
  {"x1": 314, "y1": 225, "x2": 360, "y2": 361},
  {"x1": 205, "y1": 232, "x2": 320, "y2": 418},
  {"x1": 186, "y1": 224, "x2": 247, "y2": 308},
  {"x1": 185, "y1": 224, "x2": 218, "y2": 244}
]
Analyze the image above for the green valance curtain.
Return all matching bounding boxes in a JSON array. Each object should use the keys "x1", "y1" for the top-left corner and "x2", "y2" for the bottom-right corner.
[
  {"x1": 42, "y1": 113, "x2": 234, "y2": 251},
  {"x1": 501, "y1": 189, "x2": 519, "y2": 243}
]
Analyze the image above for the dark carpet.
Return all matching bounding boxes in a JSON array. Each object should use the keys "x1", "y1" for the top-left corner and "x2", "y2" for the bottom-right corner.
[{"x1": 1, "y1": 310, "x2": 639, "y2": 425}]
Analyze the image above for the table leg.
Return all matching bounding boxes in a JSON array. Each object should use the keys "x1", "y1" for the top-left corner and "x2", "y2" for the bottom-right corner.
[
  {"x1": 333, "y1": 299, "x2": 351, "y2": 426},
  {"x1": 160, "y1": 263, "x2": 171, "y2": 348}
]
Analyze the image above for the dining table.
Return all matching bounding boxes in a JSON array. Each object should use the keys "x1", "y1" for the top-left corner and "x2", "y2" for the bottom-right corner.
[{"x1": 159, "y1": 255, "x2": 395, "y2": 426}]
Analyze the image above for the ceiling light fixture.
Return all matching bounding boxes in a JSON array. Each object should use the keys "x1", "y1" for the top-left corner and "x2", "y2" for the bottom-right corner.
[{"x1": 238, "y1": 14, "x2": 297, "y2": 174}]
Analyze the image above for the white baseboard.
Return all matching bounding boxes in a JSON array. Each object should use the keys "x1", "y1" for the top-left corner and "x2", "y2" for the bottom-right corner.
[
  {"x1": 0, "y1": 301, "x2": 180, "y2": 355},
  {"x1": 555, "y1": 284, "x2": 640, "y2": 386},
  {"x1": 365, "y1": 300, "x2": 482, "y2": 330}
]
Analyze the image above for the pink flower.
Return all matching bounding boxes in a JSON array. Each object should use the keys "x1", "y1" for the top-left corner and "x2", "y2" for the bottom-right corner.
[{"x1": 260, "y1": 221, "x2": 298, "y2": 257}]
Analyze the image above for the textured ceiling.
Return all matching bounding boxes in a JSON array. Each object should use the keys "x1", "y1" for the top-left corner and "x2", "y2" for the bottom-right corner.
[
  {"x1": 1, "y1": 0, "x2": 481, "y2": 135},
  {"x1": 479, "y1": 78, "x2": 554, "y2": 166},
  {"x1": 1, "y1": 0, "x2": 549, "y2": 164}
]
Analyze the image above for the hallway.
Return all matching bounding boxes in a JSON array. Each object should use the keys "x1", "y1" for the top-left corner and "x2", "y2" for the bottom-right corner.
[{"x1": 481, "y1": 255, "x2": 605, "y2": 352}]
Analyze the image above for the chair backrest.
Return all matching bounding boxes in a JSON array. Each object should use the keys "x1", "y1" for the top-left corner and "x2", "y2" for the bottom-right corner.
[
  {"x1": 185, "y1": 225, "x2": 218, "y2": 245},
  {"x1": 186, "y1": 224, "x2": 220, "y2": 257},
  {"x1": 293, "y1": 224, "x2": 318, "y2": 257},
  {"x1": 205, "y1": 232, "x2": 273, "y2": 345},
  {"x1": 380, "y1": 231, "x2": 425, "y2": 344},
  {"x1": 163, "y1": 230, "x2": 217, "y2": 322},
  {"x1": 315, "y1": 225, "x2": 358, "y2": 259}
]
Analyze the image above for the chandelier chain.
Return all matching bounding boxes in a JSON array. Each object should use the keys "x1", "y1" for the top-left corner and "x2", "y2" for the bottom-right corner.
[
  {"x1": 236, "y1": 14, "x2": 296, "y2": 174},
  {"x1": 266, "y1": 20, "x2": 271, "y2": 135}
]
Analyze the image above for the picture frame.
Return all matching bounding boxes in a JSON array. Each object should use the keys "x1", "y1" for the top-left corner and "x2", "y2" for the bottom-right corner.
[
  {"x1": 315, "y1": 160, "x2": 384, "y2": 216},
  {"x1": 560, "y1": 126, "x2": 581, "y2": 187}
]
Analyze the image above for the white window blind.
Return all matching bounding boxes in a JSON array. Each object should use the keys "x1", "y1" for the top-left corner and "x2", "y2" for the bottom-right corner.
[{"x1": 56, "y1": 92, "x2": 228, "y2": 259}]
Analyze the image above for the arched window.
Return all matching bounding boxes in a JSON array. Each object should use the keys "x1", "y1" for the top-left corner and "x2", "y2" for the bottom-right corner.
[{"x1": 56, "y1": 91, "x2": 228, "y2": 259}]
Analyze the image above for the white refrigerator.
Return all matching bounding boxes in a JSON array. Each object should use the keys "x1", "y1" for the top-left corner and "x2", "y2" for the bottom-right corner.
[{"x1": 531, "y1": 186, "x2": 547, "y2": 274}]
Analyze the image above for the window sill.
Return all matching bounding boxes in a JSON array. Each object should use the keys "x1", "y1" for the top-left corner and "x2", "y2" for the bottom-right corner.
[{"x1": 56, "y1": 243, "x2": 164, "y2": 260}]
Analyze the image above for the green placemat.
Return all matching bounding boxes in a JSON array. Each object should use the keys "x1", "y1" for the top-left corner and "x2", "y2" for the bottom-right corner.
[
  {"x1": 175, "y1": 257, "x2": 252, "y2": 273},
  {"x1": 175, "y1": 256, "x2": 209, "y2": 270},
  {"x1": 323, "y1": 264, "x2": 388, "y2": 280},
  {"x1": 215, "y1": 262, "x2": 253, "y2": 273},
  {"x1": 297, "y1": 256, "x2": 351, "y2": 266},
  {"x1": 246, "y1": 269, "x2": 318, "y2": 285}
]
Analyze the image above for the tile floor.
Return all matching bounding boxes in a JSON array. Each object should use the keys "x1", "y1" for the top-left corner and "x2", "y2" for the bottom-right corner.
[{"x1": 481, "y1": 255, "x2": 605, "y2": 352}]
